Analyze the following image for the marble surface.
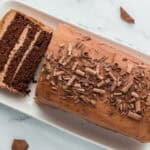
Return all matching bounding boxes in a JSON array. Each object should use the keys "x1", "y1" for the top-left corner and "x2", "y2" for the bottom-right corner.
[{"x1": 0, "y1": 0, "x2": 150, "y2": 150}]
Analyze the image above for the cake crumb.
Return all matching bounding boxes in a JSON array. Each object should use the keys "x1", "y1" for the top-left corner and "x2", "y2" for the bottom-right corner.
[
  {"x1": 120, "y1": 7, "x2": 135, "y2": 24},
  {"x1": 12, "y1": 139, "x2": 29, "y2": 150}
]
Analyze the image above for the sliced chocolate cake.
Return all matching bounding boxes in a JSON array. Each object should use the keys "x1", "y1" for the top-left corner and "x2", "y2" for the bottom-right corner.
[{"x1": 0, "y1": 9, "x2": 53, "y2": 95}]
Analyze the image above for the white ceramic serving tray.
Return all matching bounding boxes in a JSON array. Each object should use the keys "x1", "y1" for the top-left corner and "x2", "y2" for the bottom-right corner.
[{"x1": 0, "y1": 1, "x2": 150, "y2": 150}]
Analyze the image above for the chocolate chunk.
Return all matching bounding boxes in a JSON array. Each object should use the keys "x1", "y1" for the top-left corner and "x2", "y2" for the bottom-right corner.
[
  {"x1": 12, "y1": 139, "x2": 29, "y2": 150},
  {"x1": 120, "y1": 7, "x2": 135, "y2": 24}
]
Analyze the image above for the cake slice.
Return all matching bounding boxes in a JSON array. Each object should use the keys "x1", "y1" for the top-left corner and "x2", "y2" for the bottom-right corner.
[
  {"x1": 0, "y1": 10, "x2": 53, "y2": 95},
  {"x1": 35, "y1": 23, "x2": 150, "y2": 142}
]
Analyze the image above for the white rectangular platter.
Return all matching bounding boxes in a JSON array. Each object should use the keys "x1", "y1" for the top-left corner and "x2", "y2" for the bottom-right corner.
[{"x1": 0, "y1": 1, "x2": 149, "y2": 150}]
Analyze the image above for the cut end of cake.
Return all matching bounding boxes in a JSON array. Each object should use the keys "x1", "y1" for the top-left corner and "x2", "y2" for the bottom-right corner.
[{"x1": 0, "y1": 9, "x2": 53, "y2": 95}]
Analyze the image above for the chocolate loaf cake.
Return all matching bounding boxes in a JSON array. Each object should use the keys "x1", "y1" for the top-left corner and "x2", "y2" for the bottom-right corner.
[
  {"x1": 35, "y1": 24, "x2": 150, "y2": 142},
  {"x1": 0, "y1": 10, "x2": 52, "y2": 95}
]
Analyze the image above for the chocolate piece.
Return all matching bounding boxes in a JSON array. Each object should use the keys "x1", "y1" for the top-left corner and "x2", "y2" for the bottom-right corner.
[
  {"x1": 93, "y1": 88, "x2": 105, "y2": 95},
  {"x1": 75, "y1": 69, "x2": 85, "y2": 77},
  {"x1": 68, "y1": 43, "x2": 73, "y2": 56},
  {"x1": 12, "y1": 139, "x2": 29, "y2": 150},
  {"x1": 62, "y1": 56, "x2": 72, "y2": 66},
  {"x1": 72, "y1": 61, "x2": 78, "y2": 71},
  {"x1": 66, "y1": 75, "x2": 76, "y2": 88},
  {"x1": 135, "y1": 100, "x2": 142, "y2": 113},
  {"x1": 97, "y1": 80, "x2": 105, "y2": 88},
  {"x1": 74, "y1": 83, "x2": 81, "y2": 88},
  {"x1": 108, "y1": 71, "x2": 117, "y2": 81},
  {"x1": 85, "y1": 67, "x2": 96, "y2": 75},
  {"x1": 53, "y1": 71, "x2": 64, "y2": 76},
  {"x1": 120, "y1": 7, "x2": 135, "y2": 24},
  {"x1": 127, "y1": 111, "x2": 142, "y2": 121},
  {"x1": 121, "y1": 78, "x2": 133, "y2": 93},
  {"x1": 114, "y1": 92, "x2": 122, "y2": 96},
  {"x1": 131, "y1": 92, "x2": 139, "y2": 98}
]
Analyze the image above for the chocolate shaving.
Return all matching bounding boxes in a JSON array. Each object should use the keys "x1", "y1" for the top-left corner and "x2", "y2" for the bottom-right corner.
[
  {"x1": 97, "y1": 80, "x2": 105, "y2": 88},
  {"x1": 65, "y1": 75, "x2": 76, "y2": 88},
  {"x1": 75, "y1": 69, "x2": 85, "y2": 77},
  {"x1": 116, "y1": 99, "x2": 122, "y2": 105},
  {"x1": 52, "y1": 87, "x2": 57, "y2": 90},
  {"x1": 75, "y1": 41, "x2": 84, "y2": 49},
  {"x1": 53, "y1": 71, "x2": 64, "y2": 76},
  {"x1": 108, "y1": 71, "x2": 117, "y2": 81},
  {"x1": 117, "y1": 80, "x2": 122, "y2": 87},
  {"x1": 127, "y1": 63, "x2": 133, "y2": 73},
  {"x1": 121, "y1": 78, "x2": 133, "y2": 93},
  {"x1": 85, "y1": 67, "x2": 96, "y2": 75},
  {"x1": 68, "y1": 43, "x2": 73, "y2": 56},
  {"x1": 147, "y1": 81, "x2": 150, "y2": 90},
  {"x1": 77, "y1": 88, "x2": 85, "y2": 92},
  {"x1": 119, "y1": 103, "x2": 123, "y2": 112},
  {"x1": 114, "y1": 92, "x2": 122, "y2": 96},
  {"x1": 90, "y1": 99, "x2": 96, "y2": 106},
  {"x1": 93, "y1": 88, "x2": 105, "y2": 95},
  {"x1": 50, "y1": 80, "x2": 56, "y2": 86},
  {"x1": 129, "y1": 103, "x2": 135, "y2": 110},
  {"x1": 72, "y1": 61, "x2": 78, "y2": 71},
  {"x1": 135, "y1": 100, "x2": 142, "y2": 113},
  {"x1": 131, "y1": 92, "x2": 139, "y2": 98},
  {"x1": 111, "y1": 81, "x2": 117, "y2": 92},
  {"x1": 62, "y1": 56, "x2": 72, "y2": 66},
  {"x1": 138, "y1": 64, "x2": 147, "y2": 69},
  {"x1": 96, "y1": 64, "x2": 104, "y2": 79},
  {"x1": 74, "y1": 83, "x2": 81, "y2": 88},
  {"x1": 97, "y1": 74, "x2": 104, "y2": 80},
  {"x1": 127, "y1": 111, "x2": 142, "y2": 121},
  {"x1": 82, "y1": 36, "x2": 91, "y2": 41},
  {"x1": 129, "y1": 98, "x2": 136, "y2": 103},
  {"x1": 105, "y1": 78, "x2": 111, "y2": 84},
  {"x1": 79, "y1": 95, "x2": 89, "y2": 103},
  {"x1": 96, "y1": 64, "x2": 100, "y2": 75},
  {"x1": 120, "y1": 7, "x2": 135, "y2": 24}
]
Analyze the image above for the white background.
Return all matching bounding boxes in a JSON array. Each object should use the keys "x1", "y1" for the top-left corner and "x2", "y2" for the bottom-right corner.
[{"x1": 0, "y1": 0, "x2": 150, "y2": 150}]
